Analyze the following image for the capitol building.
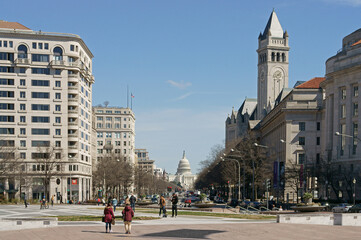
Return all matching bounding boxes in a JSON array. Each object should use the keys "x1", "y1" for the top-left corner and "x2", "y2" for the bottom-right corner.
[{"x1": 168, "y1": 151, "x2": 197, "y2": 190}]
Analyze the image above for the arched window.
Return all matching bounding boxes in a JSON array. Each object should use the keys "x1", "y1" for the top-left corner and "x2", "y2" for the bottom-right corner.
[
  {"x1": 271, "y1": 52, "x2": 275, "y2": 61},
  {"x1": 277, "y1": 52, "x2": 280, "y2": 62},
  {"x1": 53, "y1": 47, "x2": 63, "y2": 60},
  {"x1": 18, "y1": 45, "x2": 28, "y2": 59},
  {"x1": 282, "y1": 53, "x2": 286, "y2": 62}
]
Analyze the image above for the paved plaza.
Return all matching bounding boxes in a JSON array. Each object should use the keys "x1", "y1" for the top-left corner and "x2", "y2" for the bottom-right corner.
[{"x1": 0, "y1": 205, "x2": 360, "y2": 239}]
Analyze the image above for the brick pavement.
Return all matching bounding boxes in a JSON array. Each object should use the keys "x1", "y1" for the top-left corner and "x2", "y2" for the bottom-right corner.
[{"x1": 0, "y1": 222, "x2": 360, "y2": 240}]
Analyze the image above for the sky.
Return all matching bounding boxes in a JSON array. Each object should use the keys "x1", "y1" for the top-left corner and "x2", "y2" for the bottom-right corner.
[{"x1": 3, "y1": 0, "x2": 361, "y2": 174}]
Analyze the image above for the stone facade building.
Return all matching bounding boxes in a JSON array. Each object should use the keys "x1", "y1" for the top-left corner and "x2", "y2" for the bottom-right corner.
[
  {"x1": 0, "y1": 21, "x2": 94, "y2": 202},
  {"x1": 135, "y1": 149, "x2": 155, "y2": 173},
  {"x1": 321, "y1": 28, "x2": 361, "y2": 200}
]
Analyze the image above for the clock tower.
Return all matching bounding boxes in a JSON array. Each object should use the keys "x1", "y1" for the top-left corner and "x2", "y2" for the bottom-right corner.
[{"x1": 257, "y1": 10, "x2": 289, "y2": 119}]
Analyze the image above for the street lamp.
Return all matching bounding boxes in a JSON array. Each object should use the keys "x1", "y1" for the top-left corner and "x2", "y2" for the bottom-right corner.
[
  {"x1": 335, "y1": 132, "x2": 361, "y2": 141},
  {"x1": 230, "y1": 148, "x2": 246, "y2": 200},
  {"x1": 220, "y1": 156, "x2": 241, "y2": 202},
  {"x1": 353, "y1": 178, "x2": 356, "y2": 206}
]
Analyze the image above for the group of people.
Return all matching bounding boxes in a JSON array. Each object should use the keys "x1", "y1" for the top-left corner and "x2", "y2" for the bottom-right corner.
[
  {"x1": 159, "y1": 193, "x2": 178, "y2": 218},
  {"x1": 103, "y1": 194, "x2": 136, "y2": 234}
]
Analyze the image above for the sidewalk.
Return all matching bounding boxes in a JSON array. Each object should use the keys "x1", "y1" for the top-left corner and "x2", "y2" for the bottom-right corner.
[{"x1": 0, "y1": 222, "x2": 360, "y2": 240}]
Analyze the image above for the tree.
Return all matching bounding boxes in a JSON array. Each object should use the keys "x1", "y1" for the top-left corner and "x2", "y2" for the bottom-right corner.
[{"x1": 33, "y1": 145, "x2": 63, "y2": 201}]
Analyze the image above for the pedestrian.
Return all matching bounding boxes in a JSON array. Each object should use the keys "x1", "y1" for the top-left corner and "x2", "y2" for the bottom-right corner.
[
  {"x1": 102, "y1": 198, "x2": 106, "y2": 206},
  {"x1": 24, "y1": 194, "x2": 27, "y2": 208},
  {"x1": 159, "y1": 195, "x2": 167, "y2": 217},
  {"x1": 171, "y1": 193, "x2": 178, "y2": 217},
  {"x1": 112, "y1": 197, "x2": 118, "y2": 212},
  {"x1": 104, "y1": 202, "x2": 115, "y2": 233},
  {"x1": 51, "y1": 195, "x2": 55, "y2": 207},
  {"x1": 125, "y1": 196, "x2": 130, "y2": 205},
  {"x1": 97, "y1": 197, "x2": 101, "y2": 206},
  {"x1": 60, "y1": 194, "x2": 63, "y2": 204},
  {"x1": 122, "y1": 203, "x2": 134, "y2": 234},
  {"x1": 130, "y1": 194, "x2": 136, "y2": 212}
]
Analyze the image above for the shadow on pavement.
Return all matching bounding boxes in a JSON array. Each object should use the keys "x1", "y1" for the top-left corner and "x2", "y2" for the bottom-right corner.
[{"x1": 141, "y1": 229, "x2": 225, "y2": 239}]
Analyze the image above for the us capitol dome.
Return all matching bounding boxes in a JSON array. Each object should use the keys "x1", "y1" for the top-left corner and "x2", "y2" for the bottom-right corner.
[{"x1": 168, "y1": 151, "x2": 197, "y2": 190}]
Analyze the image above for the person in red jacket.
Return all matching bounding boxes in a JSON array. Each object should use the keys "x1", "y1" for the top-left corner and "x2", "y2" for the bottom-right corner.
[
  {"x1": 122, "y1": 203, "x2": 134, "y2": 234},
  {"x1": 104, "y1": 202, "x2": 115, "y2": 233}
]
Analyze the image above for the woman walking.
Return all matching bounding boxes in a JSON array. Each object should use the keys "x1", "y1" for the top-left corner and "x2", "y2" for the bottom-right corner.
[
  {"x1": 104, "y1": 202, "x2": 115, "y2": 233},
  {"x1": 122, "y1": 203, "x2": 134, "y2": 234}
]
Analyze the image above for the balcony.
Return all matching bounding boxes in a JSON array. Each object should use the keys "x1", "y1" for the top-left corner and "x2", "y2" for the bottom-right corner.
[
  {"x1": 14, "y1": 58, "x2": 30, "y2": 66},
  {"x1": 68, "y1": 145, "x2": 78, "y2": 150},
  {"x1": 67, "y1": 61, "x2": 80, "y2": 69},
  {"x1": 68, "y1": 85, "x2": 78, "y2": 91},
  {"x1": 68, "y1": 109, "x2": 78, "y2": 114},
  {"x1": 50, "y1": 60, "x2": 66, "y2": 68}
]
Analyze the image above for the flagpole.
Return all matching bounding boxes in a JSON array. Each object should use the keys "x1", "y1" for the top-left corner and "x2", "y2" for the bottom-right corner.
[
  {"x1": 131, "y1": 93, "x2": 133, "y2": 110},
  {"x1": 127, "y1": 85, "x2": 129, "y2": 108}
]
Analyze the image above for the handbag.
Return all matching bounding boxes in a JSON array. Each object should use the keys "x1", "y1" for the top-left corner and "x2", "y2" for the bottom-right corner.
[
  {"x1": 101, "y1": 216, "x2": 105, "y2": 222},
  {"x1": 111, "y1": 218, "x2": 115, "y2": 225}
]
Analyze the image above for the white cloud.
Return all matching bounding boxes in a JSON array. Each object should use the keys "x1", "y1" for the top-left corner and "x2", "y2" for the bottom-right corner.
[
  {"x1": 166, "y1": 80, "x2": 192, "y2": 89},
  {"x1": 173, "y1": 92, "x2": 193, "y2": 101}
]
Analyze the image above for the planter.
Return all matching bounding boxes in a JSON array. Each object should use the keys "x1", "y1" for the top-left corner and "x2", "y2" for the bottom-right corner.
[
  {"x1": 194, "y1": 202, "x2": 216, "y2": 208},
  {"x1": 305, "y1": 198, "x2": 312, "y2": 205},
  {"x1": 291, "y1": 205, "x2": 325, "y2": 212}
]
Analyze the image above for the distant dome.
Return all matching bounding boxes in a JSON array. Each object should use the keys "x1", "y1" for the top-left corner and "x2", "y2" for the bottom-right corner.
[{"x1": 176, "y1": 151, "x2": 192, "y2": 175}]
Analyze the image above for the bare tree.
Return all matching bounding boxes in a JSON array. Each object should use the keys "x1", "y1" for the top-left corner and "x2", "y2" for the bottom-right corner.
[{"x1": 33, "y1": 145, "x2": 63, "y2": 201}]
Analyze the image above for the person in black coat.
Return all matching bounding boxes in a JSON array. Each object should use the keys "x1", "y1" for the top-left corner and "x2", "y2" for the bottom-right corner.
[{"x1": 171, "y1": 193, "x2": 178, "y2": 217}]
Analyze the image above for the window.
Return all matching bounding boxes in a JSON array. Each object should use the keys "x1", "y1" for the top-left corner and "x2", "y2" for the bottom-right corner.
[
  {"x1": 0, "y1": 116, "x2": 14, "y2": 122},
  {"x1": 299, "y1": 137, "x2": 305, "y2": 145},
  {"x1": 32, "y1": 42, "x2": 37, "y2": 49},
  {"x1": 20, "y1": 116, "x2": 26, "y2": 122},
  {"x1": 0, "y1": 66, "x2": 14, "y2": 73},
  {"x1": 0, "y1": 103, "x2": 14, "y2": 110},
  {"x1": 55, "y1": 129, "x2": 61, "y2": 135},
  {"x1": 0, "y1": 79, "x2": 14, "y2": 85},
  {"x1": 20, "y1": 104, "x2": 26, "y2": 110},
  {"x1": 55, "y1": 117, "x2": 61, "y2": 123},
  {"x1": 20, "y1": 140, "x2": 26, "y2": 147},
  {"x1": 55, "y1": 153, "x2": 61, "y2": 159},
  {"x1": 299, "y1": 122, "x2": 305, "y2": 131},
  {"x1": 32, "y1": 104, "x2": 49, "y2": 111},
  {"x1": 353, "y1": 103, "x2": 358, "y2": 116},
  {"x1": 317, "y1": 122, "x2": 321, "y2": 131},
  {"x1": 341, "y1": 88, "x2": 346, "y2": 100},
  {"x1": 124, "y1": 149, "x2": 126, "y2": 154},
  {"x1": 32, "y1": 116, "x2": 49, "y2": 123},
  {"x1": 32, "y1": 68, "x2": 50, "y2": 75},
  {"x1": 32, "y1": 92, "x2": 49, "y2": 99},
  {"x1": 97, "y1": 132, "x2": 103, "y2": 138},
  {"x1": 20, "y1": 153, "x2": 26, "y2": 159},
  {"x1": 353, "y1": 123, "x2": 358, "y2": 155},
  {"x1": 55, "y1": 69, "x2": 61, "y2": 75},
  {"x1": 298, "y1": 153, "x2": 305, "y2": 164},
  {"x1": 55, "y1": 141, "x2": 61, "y2": 147},
  {"x1": 55, "y1": 93, "x2": 61, "y2": 99},
  {"x1": 55, "y1": 81, "x2": 61, "y2": 87},
  {"x1": 31, "y1": 128, "x2": 50, "y2": 135},
  {"x1": 20, "y1": 79, "x2": 25, "y2": 86},
  {"x1": 0, "y1": 128, "x2": 14, "y2": 134},
  {"x1": 106, "y1": 110, "x2": 112, "y2": 114},
  {"x1": 340, "y1": 124, "x2": 346, "y2": 156},
  {"x1": 0, "y1": 91, "x2": 14, "y2": 97},
  {"x1": 106, "y1": 117, "x2": 112, "y2": 121},
  {"x1": 0, "y1": 52, "x2": 14, "y2": 61},
  {"x1": 44, "y1": 43, "x2": 49, "y2": 50},
  {"x1": 38, "y1": 43, "x2": 43, "y2": 49},
  {"x1": 9, "y1": 41, "x2": 13, "y2": 48},
  {"x1": 32, "y1": 54, "x2": 49, "y2": 62},
  {"x1": 55, "y1": 105, "x2": 61, "y2": 111},
  {"x1": 31, "y1": 80, "x2": 49, "y2": 86},
  {"x1": 354, "y1": 86, "x2": 358, "y2": 97},
  {"x1": 97, "y1": 117, "x2": 103, "y2": 121},
  {"x1": 53, "y1": 47, "x2": 63, "y2": 60},
  {"x1": 20, "y1": 92, "x2": 25, "y2": 98},
  {"x1": 316, "y1": 137, "x2": 320, "y2": 145},
  {"x1": 340, "y1": 105, "x2": 346, "y2": 118},
  {"x1": 18, "y1": 45, "x2": 27, "y2": 58},
  {"x1": 19, "y1": 68, "x2": 26, "y2": 74},
  {"x1": 3, "y1": 41, "x2": 7, "y2": 47},
  {"x1": 70, "y1": 45, "x2": 75, "y2": 51},
  {"x1": 20, "y1": 128, "x2": 26, "y2": 135},
  {"x1": 32, "y1": 141, "x2": 50, "y2": 147}
]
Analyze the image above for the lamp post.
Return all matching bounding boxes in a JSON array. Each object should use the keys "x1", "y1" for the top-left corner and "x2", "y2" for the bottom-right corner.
[
  {"x1": 220, "y1": 156, "x2": 241, "y2": 202},
  {"x1": 353, "y1": 178, "x2": 356, "y2": 206},
  {"x1": 230, "y1": 148, "x2": 246, "y2": 200}
]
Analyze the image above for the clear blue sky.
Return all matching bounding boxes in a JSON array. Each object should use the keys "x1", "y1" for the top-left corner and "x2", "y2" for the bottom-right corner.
[{"x1": 5, "y1": 0, "x2": 361, "y2": 174}]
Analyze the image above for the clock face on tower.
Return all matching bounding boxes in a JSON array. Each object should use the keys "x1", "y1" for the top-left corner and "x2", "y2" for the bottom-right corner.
[{"x1": 273, "y1": 70, "x2": 283, "y2": 83}]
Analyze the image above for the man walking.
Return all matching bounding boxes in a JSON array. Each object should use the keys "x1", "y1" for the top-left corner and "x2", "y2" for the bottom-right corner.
[
  {"x1": 159, "y1": 195, "x2": 167, "y2": 218},
  {"x1": 51, "y1": 195, "x2": 55, "y2": 207},
  {"x1": 171, "y1": 193, "x2": 178, "y2": 217},
  {"x1": 24, "y1": 194, "x2": 27, "y2": 208},
  {"x1": 130, "y1": 194, "x2": 136, "y2": 212},
  {"x1": 112, "y1": 197, "x2": 118, "y2": 212}
]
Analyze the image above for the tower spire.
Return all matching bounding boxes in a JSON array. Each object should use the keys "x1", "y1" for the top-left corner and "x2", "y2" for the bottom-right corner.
[{"x1": 183, "y1": 150, "x2": 186, "y2": 159}]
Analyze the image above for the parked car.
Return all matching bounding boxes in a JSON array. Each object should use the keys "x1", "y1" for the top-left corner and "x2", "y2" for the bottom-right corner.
[
  {"x1": 332, "y1": 203, "x2": 352, "y2": 213},
  {"x1": 151, "y1": 197, "x2": 158, "y2": 204},
  {"x1": 348, "y1": 204, "x2": 361, "y2": 213}
]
